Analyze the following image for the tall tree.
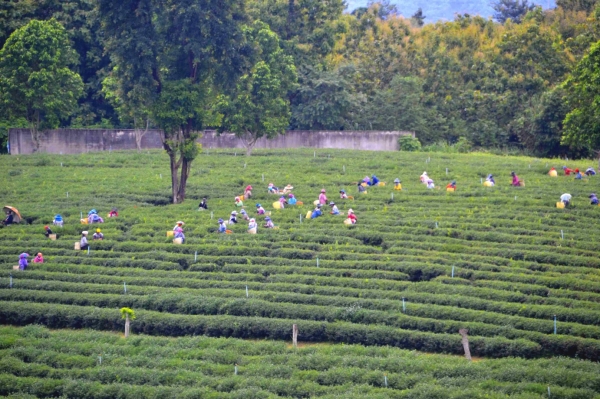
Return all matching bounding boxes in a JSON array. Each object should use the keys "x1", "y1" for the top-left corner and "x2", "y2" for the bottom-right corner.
[
  {"x1": 562, "y1": 40, "x2": 600, "y2": 163},
  {"x1": 0, "y1": 19, "x2": 83, "y2": 151},
  {"x1": 217, "y1": 21, "x2": 298, "y2": 156},
  {"x1": 98, "y1": 0, "x2": 247, "y2": 204},
  {"x1": 492, "y1": 0, "x2": 537, "y2": 23}
]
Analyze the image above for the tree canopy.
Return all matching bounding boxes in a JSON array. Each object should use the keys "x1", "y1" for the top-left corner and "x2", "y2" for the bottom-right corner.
[{"x1": 0, "y1": 19, "x2": 83, "y2": 151}]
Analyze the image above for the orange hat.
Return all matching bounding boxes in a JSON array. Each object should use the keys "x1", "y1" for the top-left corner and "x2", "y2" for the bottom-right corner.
[{"x1": 44, "y1": 225, "x2": 49, "y2": 230}]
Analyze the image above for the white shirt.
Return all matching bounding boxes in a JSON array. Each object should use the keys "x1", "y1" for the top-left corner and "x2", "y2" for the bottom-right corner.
[{"x1": 560, "y1": 193, "x2": 572, "y2": 202}]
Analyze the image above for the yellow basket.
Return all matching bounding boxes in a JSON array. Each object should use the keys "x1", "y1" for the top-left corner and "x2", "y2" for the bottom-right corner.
[
  {"x1": 343, "y1": 218, "x2": 353, "y2": 225},
  {"x1": 306, "y1": 211, "x2": 312, "y2": 219},
  {"x1": 549, "y1": 170, "x2": 558, "y2": 177},
  {"x1": 273, "y1": 201, "x2": 282, "y2": 210},
  {"x1": 173, "y1": 237, "x2": 183, "y2": 244},
  {"x1": 378, "y1": 182, "x2": 386, "y2": 186},
  {"x1": 166, "y1": 231, "x2": 174, "y2": 237},
  {"x1": 483, "y1": 181, "x2": 493, "y2": 187},
  {"x1": 446, "y1": 187, "x2": 455, "y2": 192},
  {"x1": 80, "y1": 218, "x2": 88, "y2": 225},
  {"x1": 394, "y1": 185, "x2": 402, "y2": 191},
  {"x1": 556, "y1": 202, "x2": 565, "y2": 209}
]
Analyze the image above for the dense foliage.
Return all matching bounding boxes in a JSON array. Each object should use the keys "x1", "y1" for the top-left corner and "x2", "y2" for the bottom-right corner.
[{"x1": 2, "y1": 1, "x2": 600, "y2": 158}]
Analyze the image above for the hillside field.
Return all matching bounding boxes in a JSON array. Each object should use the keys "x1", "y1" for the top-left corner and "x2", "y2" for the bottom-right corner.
[{"x1": 1, "y1": 148, "x2": 600, "y2": 398}]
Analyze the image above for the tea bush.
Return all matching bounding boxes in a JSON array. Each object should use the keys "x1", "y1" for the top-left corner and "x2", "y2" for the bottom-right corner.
[{"x1": 1, "y1": 148, "x2": 600, "y2": 396}]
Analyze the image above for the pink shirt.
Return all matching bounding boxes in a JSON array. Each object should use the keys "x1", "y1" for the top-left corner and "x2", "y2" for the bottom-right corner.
[{"x1": 319, "y1": 193, "x2": 327, "y2": 204}]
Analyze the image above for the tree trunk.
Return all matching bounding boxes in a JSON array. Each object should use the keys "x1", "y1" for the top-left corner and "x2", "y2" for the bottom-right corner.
[
  {"x1": 134, "y1": 118, "x2": 150, "y2": 151},
  {"x1": 177, "y1": 157, "x2": 191, "y2": 203},
  {"x1": 124, "y1": 314, "x2": 130, "y2": 338},
  {"x1": 292, "y1": 324, "x2": 298, "y2": 348},
  {"x1": 169, "y1": 152, "x2": 181, "y2": 204},
  {"x1": 459, "y1": 328, "x2": 471, "y2": 361}
]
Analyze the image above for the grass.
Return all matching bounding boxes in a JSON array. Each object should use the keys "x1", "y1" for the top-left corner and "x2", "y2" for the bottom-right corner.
[{"x1": 1, "y1": 148, "x2": 600, "y2": 397}]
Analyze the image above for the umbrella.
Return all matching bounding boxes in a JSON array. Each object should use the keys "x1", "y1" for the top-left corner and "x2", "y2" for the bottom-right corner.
[{"x1": 3, "y1": 206, "x2": 22, "y2": 223}]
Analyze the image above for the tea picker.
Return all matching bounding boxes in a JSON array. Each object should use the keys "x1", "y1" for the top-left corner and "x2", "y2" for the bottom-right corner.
[
  {"x1": 173, "y1": 221, "x2": 185, "y2": 243},
  {"x1": 329, "y1": 201, "x2": 340, "y2": 215},
  {"x1": 264, "y1": 216, "x2": 275, "y2": 228},
  {"x1": 198, "y1": 198, "x2": 208, "y2": 211},
  {"x1": 559, "y1": 193, "x2": 572, "y2": 208},
  {"x1": 17, "y1": 253, "x2": 30, "y2": 270},
  {"x1": 590, "y1": 193, "x2": 598, "y2": 205},
  {"x1": 43, "y1": 225, "x2": 54, "y2": 238},
  {"x1": 446, "y1": 181, "x2": 457, "y2": 191},
  {"x1": 93, "y1": 228, "x2": 104, "y2": 240},
  {"x1": 218, "y1": 218, "x2": 227, "y2": 233},
  {"x1": 80, "y1": 231, "x2": 89, "y2": 250}
]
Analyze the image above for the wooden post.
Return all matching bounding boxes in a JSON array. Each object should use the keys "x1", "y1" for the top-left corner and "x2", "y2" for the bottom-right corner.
[
  {"x1": 125, "y1": 313, "x2": 130, "y2": 338},
  {"x1": 459, "y1": 328, "x2": 471, "y2": 361},
  {"x1": 292, "y1": 324, "x2": 298, "y2": 348}
]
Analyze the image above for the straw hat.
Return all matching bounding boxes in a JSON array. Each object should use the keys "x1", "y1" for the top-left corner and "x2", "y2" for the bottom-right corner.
[
  {"x1": 176, "y1": 221, "x2": 184, "y2": 225},
  {"x1": 82, "y1": 231, "x2": 88, "y2": 235}
]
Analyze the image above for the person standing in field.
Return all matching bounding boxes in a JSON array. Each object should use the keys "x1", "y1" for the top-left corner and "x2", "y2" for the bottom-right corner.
[
  {"x1": 80, "y1": 232, "x2": 89, "y2": 250},
  {"x1": 319, "y1": 189, "x2": 328, "y2": 205}
]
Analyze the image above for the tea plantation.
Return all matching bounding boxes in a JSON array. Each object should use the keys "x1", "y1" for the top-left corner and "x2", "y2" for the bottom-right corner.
[{"x1": 1, "y1": 148, "x2": 600, "y2": 398}]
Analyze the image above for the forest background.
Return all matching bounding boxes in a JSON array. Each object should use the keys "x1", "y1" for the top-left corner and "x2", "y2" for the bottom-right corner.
[{"x1": 1, "y1": 0, "x2": 600, "y2": 159}]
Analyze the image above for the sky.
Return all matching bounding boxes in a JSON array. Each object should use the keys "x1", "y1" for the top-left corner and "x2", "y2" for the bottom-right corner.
[{"x1": 344, "y1": 0, "x2": 556, "y2": 22}]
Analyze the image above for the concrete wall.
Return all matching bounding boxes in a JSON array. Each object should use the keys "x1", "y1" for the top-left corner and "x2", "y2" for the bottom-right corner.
[
  {"x1": 9, "y1": 128, "x2": 414, "y2": 154},
  {"x1": 9, "y1": 129, "x2": 164, "y2": 155},
  {"x1": 200, "y1": 130, "x2": 413, "y2": 151}
]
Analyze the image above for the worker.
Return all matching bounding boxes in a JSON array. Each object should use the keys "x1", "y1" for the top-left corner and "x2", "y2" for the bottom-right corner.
[
  {"x1": 240, "y1": 209, "x2": 250, "y2": 221},
  {"x1": 426, "y1": 179, "x2": 435, "y2": 189},
  {"x1": 511, "y1": 172, "x2": 521, "y2": 186},
  {"x1": 198, "y1": 198, "x2": 208, "y2": 211},
  {"x1": 371, "y1": 175, "x2": 380, "y2": 186},
  {"x1": 93, "y1": 228, "x2": 104, "y2": 240},
  {"x1": 278, "y1": 196, "x2": 287, "y2": 209},
  {"x1": 575, "y1": 169, "x2": 583, "y2": 179},
  {"x1": 53, "y1": 214, "x2": 64, "y2": 227},
  {"x1": 235, "y1": 196, "x2": 244, "y2": 207},
  {"x1": 589, "y1": 193, "x2": 598, "y2": 205},
  {"x1": 585, "y1": 167, "x2": 596, "y2": 176},
  {"x1": 218, "y1": 218, "x2": 226, "y2": 233},
  {"x1": 311, "y1": 204, "x2": 323, "y2": 219},
  {"x1": 357, "y1": 182, "x2": 366, "y2": 193},
  {"x1": 420, "y1": 172, "x2": 428, "y2": 184},
  {"x1": 248, "y1": 218, "x2": 257, "y2": 233},
  {"x1": 80, "y1": 231, "x2": 89, "y2": 250},
  {"x1": 2, "y1": 210, "x2": 14, "y2": 226},
  {"x1": 33, "y1": 252, "x2": 44, "y2": 264},
  {"x1": 560, "y1": 193, "x2": 572, "y2": 207},
  {"x1": 319, "y1": 189, "x2": 328, "y2": 205},
  {"x1": 244, "y1": 185, "x2": 253, "y2": 198},
  {"x1": 18, "y1": 253, "x2": 29, "y2": 270},
  {"x1": 288, "y1": 194, "x2": 297, "y2": 205},
  {"x1": 88, "y1": 210, "x2": 104, "y2": 224},
  {"x1": 256, "y1": 203, "x2": 265, "y2": 215},
  {"x1": 340, "y1": 189, "x2": 348, "y2": 199},
  {"x1": 362, "y1": 176, "x2": 370, "y2": 186},
  {"x1": 282, "y1": 184, "x2": 294, "y2": 194},
  {"x1": 174, "y1": 224, "x2": 185, "y2": 242},
  {"x1": 268, "y1": 183, "x2": 279, "y2": 194},
  {"x1": 394, "y1": 178, "x2": 402, "y2": 190},
  {"x1": 548, "y1": 167, "x2": 558, "y2": 177},
  {"x1": 486, "y1": 174, "x2": 495, "y2": 186},
  {"x1": 264, "y1": 216, "x2": 275, "y2": 228},
  {"x1": 562, "y1": 166, "x2": 573, "y2": 176},
  {"x1": 229, "y1": 211, "x2": 238, "y2": 225},
  {"x1": 347, "y1": 209, "x2": 357, "y2": 224},
  {"x1": 329, "y1": 202, "x2": 340, "y2": 215},
  {"x1": 44, "y1": 226, "x2": 53, "y2": 238},
  {"x1": 446, "y1": 180, "x2": 457, "y2": 190},
  {"x1": 108, "y1": 208, "x2": 118, "y2": 218}
]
